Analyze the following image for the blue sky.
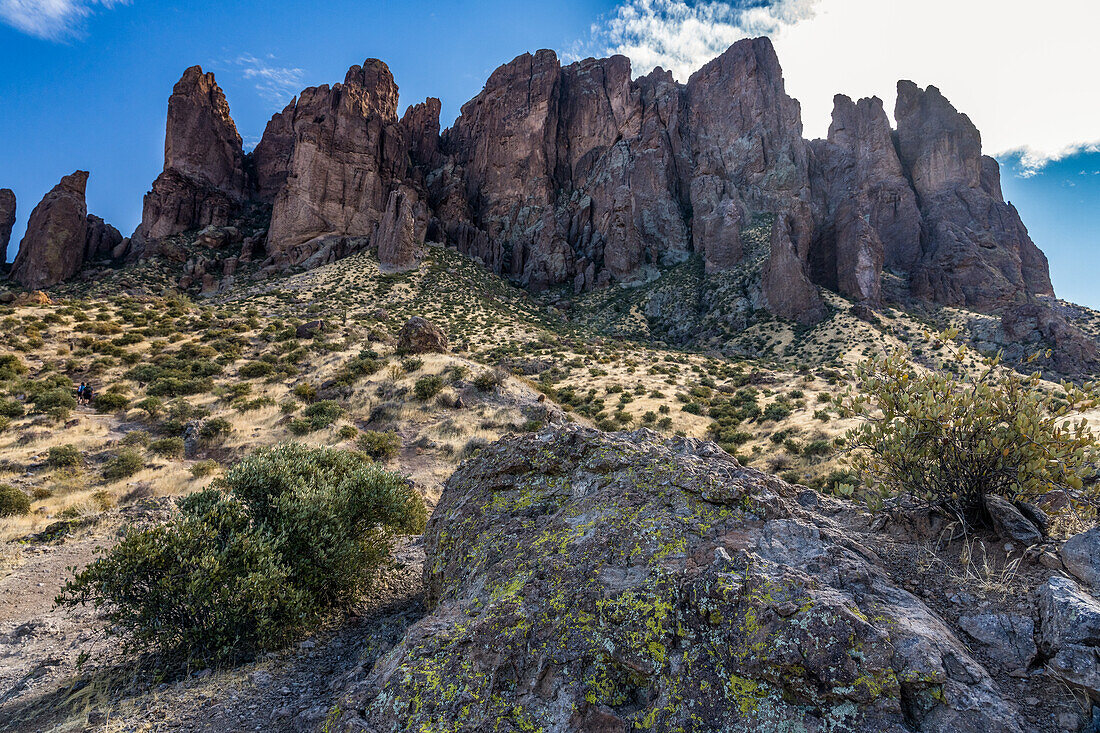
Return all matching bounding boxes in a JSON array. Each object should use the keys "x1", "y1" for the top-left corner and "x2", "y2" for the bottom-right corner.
[{"x1": 1, "y1": 0, "x2": 1097, "y2": 308}]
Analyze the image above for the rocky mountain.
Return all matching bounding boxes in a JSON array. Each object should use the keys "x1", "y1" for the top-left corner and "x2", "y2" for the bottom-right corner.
[
  {"x1": 117, "y1": 37, "x2": 1050, "y2": 324},
  {"x1": 2, "y1": 37, "x2": 1062, "y2": 331},
  {"x1": 11, "y1": 172, "x2": 92, "y2": 290}
]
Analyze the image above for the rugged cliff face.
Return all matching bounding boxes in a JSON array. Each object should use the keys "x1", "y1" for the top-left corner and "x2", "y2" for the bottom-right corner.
[
  {"x1": 893, "y1": 81, "x2": 1054, "y2": 308},
  {"x1": 124, "y1": 37, "x2": 1055, "y2": 321},
  {"x1": 135, "y1": 66, "x2": 249, "y2": 246},
  {"x1": 11, "y1": 172, "x2": 91, "y2": 289}
]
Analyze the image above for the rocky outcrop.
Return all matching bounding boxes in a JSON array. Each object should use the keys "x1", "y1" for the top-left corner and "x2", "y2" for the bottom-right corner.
[
  {"x1": 0, "y1": 189, "x2": 14, "y2": 264},
  {"x1": 895, "y1": 81, "x2": 1054, "y2": 308},
  {"x1": 809, "y1": 95, "x2": 922, "y2": 302},
  {"x1": 128, "y1": 38, "x2": 1056, "y2": 325},
  {"x1": 83, "y1": 215, "x2": 123, "y2": 261},
  {"x1": 265, "y1": 59, "x2": 405, "y2": 266},
  {"x1": 11, "y1": 172, "x2": 90, "y2": 289},
  {"x1": 250, "y1": 99, "x2": 296, "y2": 204},
  {"x1": 376, "y1": 187, "x2": 428, "y2": 272},
  {"x1": 137, "y1": 67, "x2": 248, "y2": 243},
  {"x1": 340, "y1": 425, "x2": 1026, "y2": 732},
  {"x1": 687, "y1": 37, "x2": 811, "y2": 275}
]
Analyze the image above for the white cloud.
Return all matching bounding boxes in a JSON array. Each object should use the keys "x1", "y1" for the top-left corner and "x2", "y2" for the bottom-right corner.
[
  {"x1": 585, "y1": 0, "x2": 1100, "y2": 173},
  {"x1": 573, "y1": 0, "x2": 817, "y2": 81},
  {"x1": 235, "y1": 53, "x2": 304, "y2": 105},
  {"x1": 0, "y1": 0, "x2": 128, "y2": 40}
]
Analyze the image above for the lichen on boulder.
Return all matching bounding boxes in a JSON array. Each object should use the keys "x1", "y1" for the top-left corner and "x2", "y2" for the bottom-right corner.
[{"x1": 338, "y1": 425, "x2": 1022, "y2": 732}]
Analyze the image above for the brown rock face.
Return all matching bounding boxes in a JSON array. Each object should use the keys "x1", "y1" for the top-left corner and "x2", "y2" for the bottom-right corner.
[
  {"x1": 138, "y1": 67, "x2": 248, "y2": 242},
  {"x1": 265, "y1": 59, "x2": 405, "y2": 265},
  {"x1": 84, "y1": 215, "x2": 123, "y2": 261},
  {"x1": 760, "y1": 213, "x2": 825, "y2": 324},
  {"x1": 895, "y1": 81, "x2": 1053, "y2": 308},
  {"x1": 0, "y1": 189, "x2": 15, "y2": 264},
  {"x1": 687, "y1": 38, "x2": 812, "y2": 275},
  {"x1": 808, "y1": 95, "x2": 922, "y2": 302},
  {"x1": 251, "y1": 99, "x2": 296, "y2": 204},
  {"x1": 11, "y1": 172, "x2": 90, "y2": 289},
  {"x1": 396, "y1": 316, "x2": 449, "y2": 354},
  {"x1": 376, "y1": 187, "x2": 429, "y2": 272}
]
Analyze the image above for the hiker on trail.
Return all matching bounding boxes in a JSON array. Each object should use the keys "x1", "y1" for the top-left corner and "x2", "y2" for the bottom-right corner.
[
  {"x1": 83, "y1": 384, "x2": 94, "y2": 406},
  {"x1": 77, "y1": 383, "x2": 86, "y2": 405}
]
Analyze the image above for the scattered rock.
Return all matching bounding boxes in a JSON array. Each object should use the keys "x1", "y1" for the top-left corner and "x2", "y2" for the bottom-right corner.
[
  {"x1": 957, "y1": 613, "x2": 1036, "y2": 673},
  {"x1": 1037, "y1": 576, "x2": 1100, "y2": 696},
  {"x1": 295, "y1": 320, "x2": 327, "y2": 339},
  {"x1": 986, "y1": 495, "x2": 1043, "y2": 546}
]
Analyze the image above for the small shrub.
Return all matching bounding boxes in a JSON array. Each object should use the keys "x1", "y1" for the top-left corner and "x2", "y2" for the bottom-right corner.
[
  {"x1": 199, "y1": 418, "x2": 232, "y2": 443},
  {"x1": 104, "y1": 449, "x2": 144, "y2": 482},
  {"x1": 48, "y1": 444, "x2": 83, "y2": 468},
  {"x1": 189, "y1": 459, "x2": 219, "y2": 479},
  {"x1": 357, "y1": 430, "x2": 401, "y2": 460},
  {"x1": 150, "y1": 437, "x2": 185, "y2": 459},
  {"x1": 838, "y1": 332, "x2": 1100, "y2": 527},
  {"x1": 121, "y1": 430, "x2": 151, "y2": 447},
  {"x1": 57, "y1": 444, "x2": 425, "y2": 663},
  {"x1": 0, "y1": 398, "x2": 24, "y2": 419},
  {"x1": 292, "y1": 383, "x2": 318, "y2": 402},
  {"x1": 473, "y1": 370, "x2": 506, "y2": 393},
  {"x1": 413, "y1": 375, "x2": 444, "y2": 401},
  {"x1": 0, "y1": 484, "x2": 31, "y2": 516},
  {"x1": 134, "y1": 397, "x2": 164, "y2": 418},
  {"x1": 337, "y1": 425, "x2": 358, "y2": 441},
  {"x1": 95, "y1": 392, "x2": 131, "y2": 414}
]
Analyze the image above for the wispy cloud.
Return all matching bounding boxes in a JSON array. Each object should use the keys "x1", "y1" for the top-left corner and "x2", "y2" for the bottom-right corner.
[
  {"x1": 0, "y1": 0, "x2": 129, "y2": 40},
  {"x1": 235, "y1": 53, "x2": 304, "y2": 106},
  {"x1": 1005, "y1": 143, "x2": 1100, "y2": 179},
  {"x1": 573, "y1": 0, "x2": 818, "y2": 81}
]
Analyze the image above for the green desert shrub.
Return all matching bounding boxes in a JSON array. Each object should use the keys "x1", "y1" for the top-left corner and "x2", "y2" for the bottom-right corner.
[
  {"x1": 103, "y1": 449, "x2": 144, "y2": 482},
  {"x1": 289, "y1": 400, "x2": 344, "y2": 435},
  {"x1": 94, "y1": 392, "x2": 131, "y2": 413},
  {"x1": 56, "y1": 443, "x2": 426, "y2": 664},
  {"x1": 0, "y1": 484, "x2": 31, "y2": 516},
  {"x1": 413, "y1": 375, "x2": 444, "y2": 401},
  {"x1": 837, "y1": 332, "x2": 1100, "y2": 527},
  {"x1": 357, "y1": 430, "x2": 401, "y2": 460},
  {"x1": 0, "y1": 398, "x2": 24, "y2": 419},
  {"x1": 48, "y1": 444, "x2": 83, "y2": 468},
  {"x1": 150, "y1": 437, "x2": 185, "y2": 459},
  {"x1": 189, "y1": 459, "x2": 219, "y2": 478}
]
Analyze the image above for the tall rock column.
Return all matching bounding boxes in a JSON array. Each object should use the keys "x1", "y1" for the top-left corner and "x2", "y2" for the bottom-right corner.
[
  {"x1": 265, "y1": 59, "x2": 406, "y2": 266},
  {"x1": 0, "y1": 189, "x2": 14, "y2": 265},
  {"x1": 11, "y1": 171, "x2": 90, "y2": 289},
  {"x1": 686, "y1": 37, "x2": 812, "y2": 274},
  {"x1": 136, "y1": 67, "x2": 248, "y2": 244},
  {"x1": 895, "y1": 81, "x2": 1053, "y2": 307},
  {"x1": 808, "y1": 95, "x2": 922, "y2": 302}
]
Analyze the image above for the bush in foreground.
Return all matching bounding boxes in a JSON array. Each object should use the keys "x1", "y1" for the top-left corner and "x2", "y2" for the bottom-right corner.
[
  {"x1": 837, "y1": 332, "x2": 1100, "y2": 528},
  {"x1": 57, "y1": 443, "x2": 426, "y2": 664},
  {"x1": 0, "y1": 484, "x2": 31, "y2": 516}
]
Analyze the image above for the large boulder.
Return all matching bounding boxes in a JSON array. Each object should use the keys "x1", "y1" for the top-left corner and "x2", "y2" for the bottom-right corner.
[
  {"x1": 396, "y1": 317, "x2": 448, "y2": 354},
  {"x1": 1062, "y1": 527, "x2": 1100, "y2": 590},
  {"x1": 136, "y1": 67, "x2": 248, "y2": 243},
  {"x1": 0, "y1": 188, "x2": 14, "y2": 264},
  {"x1": 340, "y1": 425, "x2": 1023, "y2": 732},
  {"x1": 11, "y1": 171, "x2": 90, "y2": 289},
  {"x1": 84, "y1": 214, "x2": 123, "y2": 261}
]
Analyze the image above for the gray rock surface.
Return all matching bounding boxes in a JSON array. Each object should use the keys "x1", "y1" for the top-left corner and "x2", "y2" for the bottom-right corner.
[{"x1": 339, "y1": 425, "x2": 1024, "y2": 732}]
